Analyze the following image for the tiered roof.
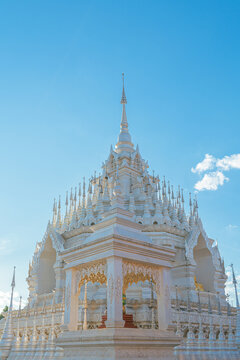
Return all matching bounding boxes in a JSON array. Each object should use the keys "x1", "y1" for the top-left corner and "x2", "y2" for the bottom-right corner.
[{"x1": 50, "y1": 74, "x2": 199, "y2": 235}]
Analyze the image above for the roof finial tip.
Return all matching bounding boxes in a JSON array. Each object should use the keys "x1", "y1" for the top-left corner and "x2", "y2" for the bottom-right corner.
[{"x1": 121, "y1": 73, "x2": 127, "y2": 104}]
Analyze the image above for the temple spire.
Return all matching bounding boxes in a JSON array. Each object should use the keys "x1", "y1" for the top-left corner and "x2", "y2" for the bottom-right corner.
[
  {"x1": 0, "y1": 266, "x2": 16, "y2": 358},
  {"x1": 231, "y1": 263, "x2": 239, "y2": 308},
  {"x1": 115, "y1": 73, "x2": 133, "y2": 153},
  {"x1": 121, "y1": 72, "x2": 127, "y2": 104}
]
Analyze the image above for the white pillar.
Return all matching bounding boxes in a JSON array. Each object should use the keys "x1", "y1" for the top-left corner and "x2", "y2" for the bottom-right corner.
[
  {"x1": 54, "y1": 260, "x2": 65, "y2": 304},
  {"x1": 83, "y1": 281, "x2": 88, "y2": 330},
  {"x1": 105, "y1": 257, "x2": 124, "y2": 328},
  {"x1": 156, "y1": 268, "x2": 171, "y2": 330},
  {"x1": 63, "y1": 268, "x2": 78, "y2": 331}
]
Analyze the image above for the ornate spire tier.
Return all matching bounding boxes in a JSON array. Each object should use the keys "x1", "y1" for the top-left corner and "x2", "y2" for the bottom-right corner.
[
  {"x1": 47, "y1": 75, "x2": 200, "y2": 236},
  {"x1": 115, "y1": 73, "x2": 134, "y2": 154}
]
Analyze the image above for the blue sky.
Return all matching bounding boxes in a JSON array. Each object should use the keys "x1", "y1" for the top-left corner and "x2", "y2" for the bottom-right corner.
[{"x1": 0, "y1": 0, "x2": 240, "y2": 309}]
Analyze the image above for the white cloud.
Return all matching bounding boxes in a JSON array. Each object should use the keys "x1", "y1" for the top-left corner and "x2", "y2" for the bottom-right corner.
[
  {"x1": 0, "y1": 239, "x2": 11, "y2": 252},
  {"x1": 0, "y1": 291, "x2": 27, "y2": 313},
  {"x1": 0, "y1": 235, "x2": 19, "y2": 255},
  {"x1": 191, "y1": 154, "x2": 216, "y2": 174},
  {"x1": 194, "y1": 171, "x2": 229, "y2": 191},
  {"x1": 216, "y1": 154, "x2": 240, "y2": 171},
  {"x1": 192, "y1": 153, "x2": 240, "y2": 191},
  {"x1": 226, "y1": 224, "x2": 239, "y2": 231}
]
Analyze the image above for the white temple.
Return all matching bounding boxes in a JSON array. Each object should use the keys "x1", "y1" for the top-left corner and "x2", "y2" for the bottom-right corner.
[{"x1": 0, "y1": 74, "x2": 240, "y2": 360}]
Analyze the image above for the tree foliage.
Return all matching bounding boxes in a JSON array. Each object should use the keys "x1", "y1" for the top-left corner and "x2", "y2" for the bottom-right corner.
[{"x1": 0, "y1": 306, "x2": 8, "y2": 320}]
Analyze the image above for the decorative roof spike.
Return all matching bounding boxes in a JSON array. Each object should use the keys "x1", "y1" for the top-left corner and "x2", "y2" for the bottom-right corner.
[
  {"x1": 162, "y1": 180, "x2": 165, "y2": 198},
  {"x1": 194, "y1": 195, "x2": 199, "y2": 223},
  {"x1": 168, "y1": 181, "x2": 171, "y2": 202},
  {"x1": 170, "y1": 198, "x2": 180, "y2": 228},
  {"x1": 11, "y1": 266, "x2": 16, "y2": 295},
  {"x1": 18, "y1": 296, "x2": 22, "y2": 317},
  {"x1": 102, "y1": 178, "x2": 110, "y2": 204},
  {"x1": 65, "y1": 191, "x2": 68, "y2": 208},
  {"x1": 83, "y1": 177, "x2": 86, "y2": 197},
  {"x1": 189, "y1": 192, "x2": 195, "y2": 228},
  {"x1": 154, "y1": 195, "x2": 164, "y2": 224},
  {"x1": 64, "y1": 191, "x2": 69, "y2": 227},
  {"x1": 163, "y1": 176, "x2": 166, "y2": 190},
  {"x1": 231, "y1": 264, "x2": 239, "y2": 308},
  {"x1": 116, "y1": 73, "x2": 133, "y2": 153},
  {"x1": 180, "y1": 196, "x2": 189, "y2": 232},
  {"x1": 68, "y1": 187, "x2": 73, "y2": 220},
  {"x1": 78, "y1": 183, "x2": 82, "y2": 208},
  {"x1": 121, "y1": 72, "x2": 127, "y2": 104},
  {"x1": 189, "y1": 192, "x2": 192, "y2": 215},
  {"x1": 52, "y1": 198, "x2": 57, "y2": 226},
  {"x1": 82, "y1": 177, "x2": 86, "y2": 211},
  {"x1": 157, "y1": 181, "x2": 161, "y2": 201},
  {"x1": 143, "y1": 196, "x2": 151, "y2": 224},
  {"x1": 0, "y1": 266, "x2": 16, "y2": 354},
  {"x1": 74, "y1": 187, "x2": 77, "y2": 211},
  {"x1": 56, "y1": 195, "x2": 62, "y2": 229},
  {"x1": 86, "y1": 181, "x2": 94, "y2": 219},
  {"x1": 88, "y1": 179, "x2": 92, "y2": 194},
  {"x1": 171, "y1": 185, "x2": 175, "y2": 202},
  {"x1": 178, "y1": 185, "x2": 181, "y2": 200},
  {"x1": 162, "y1": 192, "x2": 171, "y2": 226},
  {"x1": 110, "y1": 144, "x2": 113, "y2": 155},
  {"x1": 181, "y1": 189, "x2": 184, "y2": 209}
]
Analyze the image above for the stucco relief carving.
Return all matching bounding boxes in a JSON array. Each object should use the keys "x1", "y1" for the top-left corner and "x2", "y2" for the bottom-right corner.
[
  {"x1": 107, "y1": 275, "x2": 122, "y2": 304},
  {"x1": 75, "y1": 260, "x2": 107, "y2": 294},
  {"x1": 165, "y1": 284, "x2": 170, "y2": 302},
  {"x1": 108, "y1": 274, "x2": 114, "y2": 304},
  {"x1": 65, "y1": 282, "x2": 71, "y2": 310},
  {"x1": 115, "y1": 277, "x2": 122, "y2": 303},
  {"x1": 122, "y1": 260, "x2": 161, "y2": 293}
]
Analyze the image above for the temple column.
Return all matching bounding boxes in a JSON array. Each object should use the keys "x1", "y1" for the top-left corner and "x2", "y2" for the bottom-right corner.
[
  {"x1": 105, "y1": 257, "x2": 125, "y2": 328},
  {"x1": 63, "y1": 268, "x2": 78, "y2": 331},
  {"x1": 156, "y1": 268, "x2": 171, "y2": 331},
  {"x1": 54, "y1": 259, "x2": 65, "y2": 303}
]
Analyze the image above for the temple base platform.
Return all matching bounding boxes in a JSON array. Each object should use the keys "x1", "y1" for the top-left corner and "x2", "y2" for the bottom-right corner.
[{"x1": 56, "y1": 327, "x2": 181, "y2": 360}]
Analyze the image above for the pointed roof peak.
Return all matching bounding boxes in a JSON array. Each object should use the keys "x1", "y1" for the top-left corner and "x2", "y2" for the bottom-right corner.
[
  {"x1": 11, "y1": 266, "x2": 16, "y2": 289},
  {"x1": 121, "y1": 73, "x2": 127, "y2": 104},
  {"x1": 115, "y1": 73, "x2": 134, "y2": 153}
]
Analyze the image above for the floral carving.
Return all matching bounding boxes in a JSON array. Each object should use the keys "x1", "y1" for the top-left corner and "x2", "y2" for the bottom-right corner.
[
  {"x1": 75, "y1": 260, "x2": 107, "y2": 294},
  {"x1": 107, "y1": 275, "x2": 122, "y2": 305},
  {"x1": 108, "y1": 274, "x2": 114, "y2": 304},
  {"x1": 122, "y1": 260, "x2": 161, "y2": 293},
  {"x1": 115, "y1": 277, "x2": 122, "y2": 303}
]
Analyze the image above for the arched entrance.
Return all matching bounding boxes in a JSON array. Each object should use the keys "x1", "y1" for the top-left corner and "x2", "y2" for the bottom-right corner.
[
  {"x1": 37, "y1": 236, "x2": 56, "y2": 295},
  {"x1": 193, "y1": 234, "x2": 215, "y2": 292}
]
